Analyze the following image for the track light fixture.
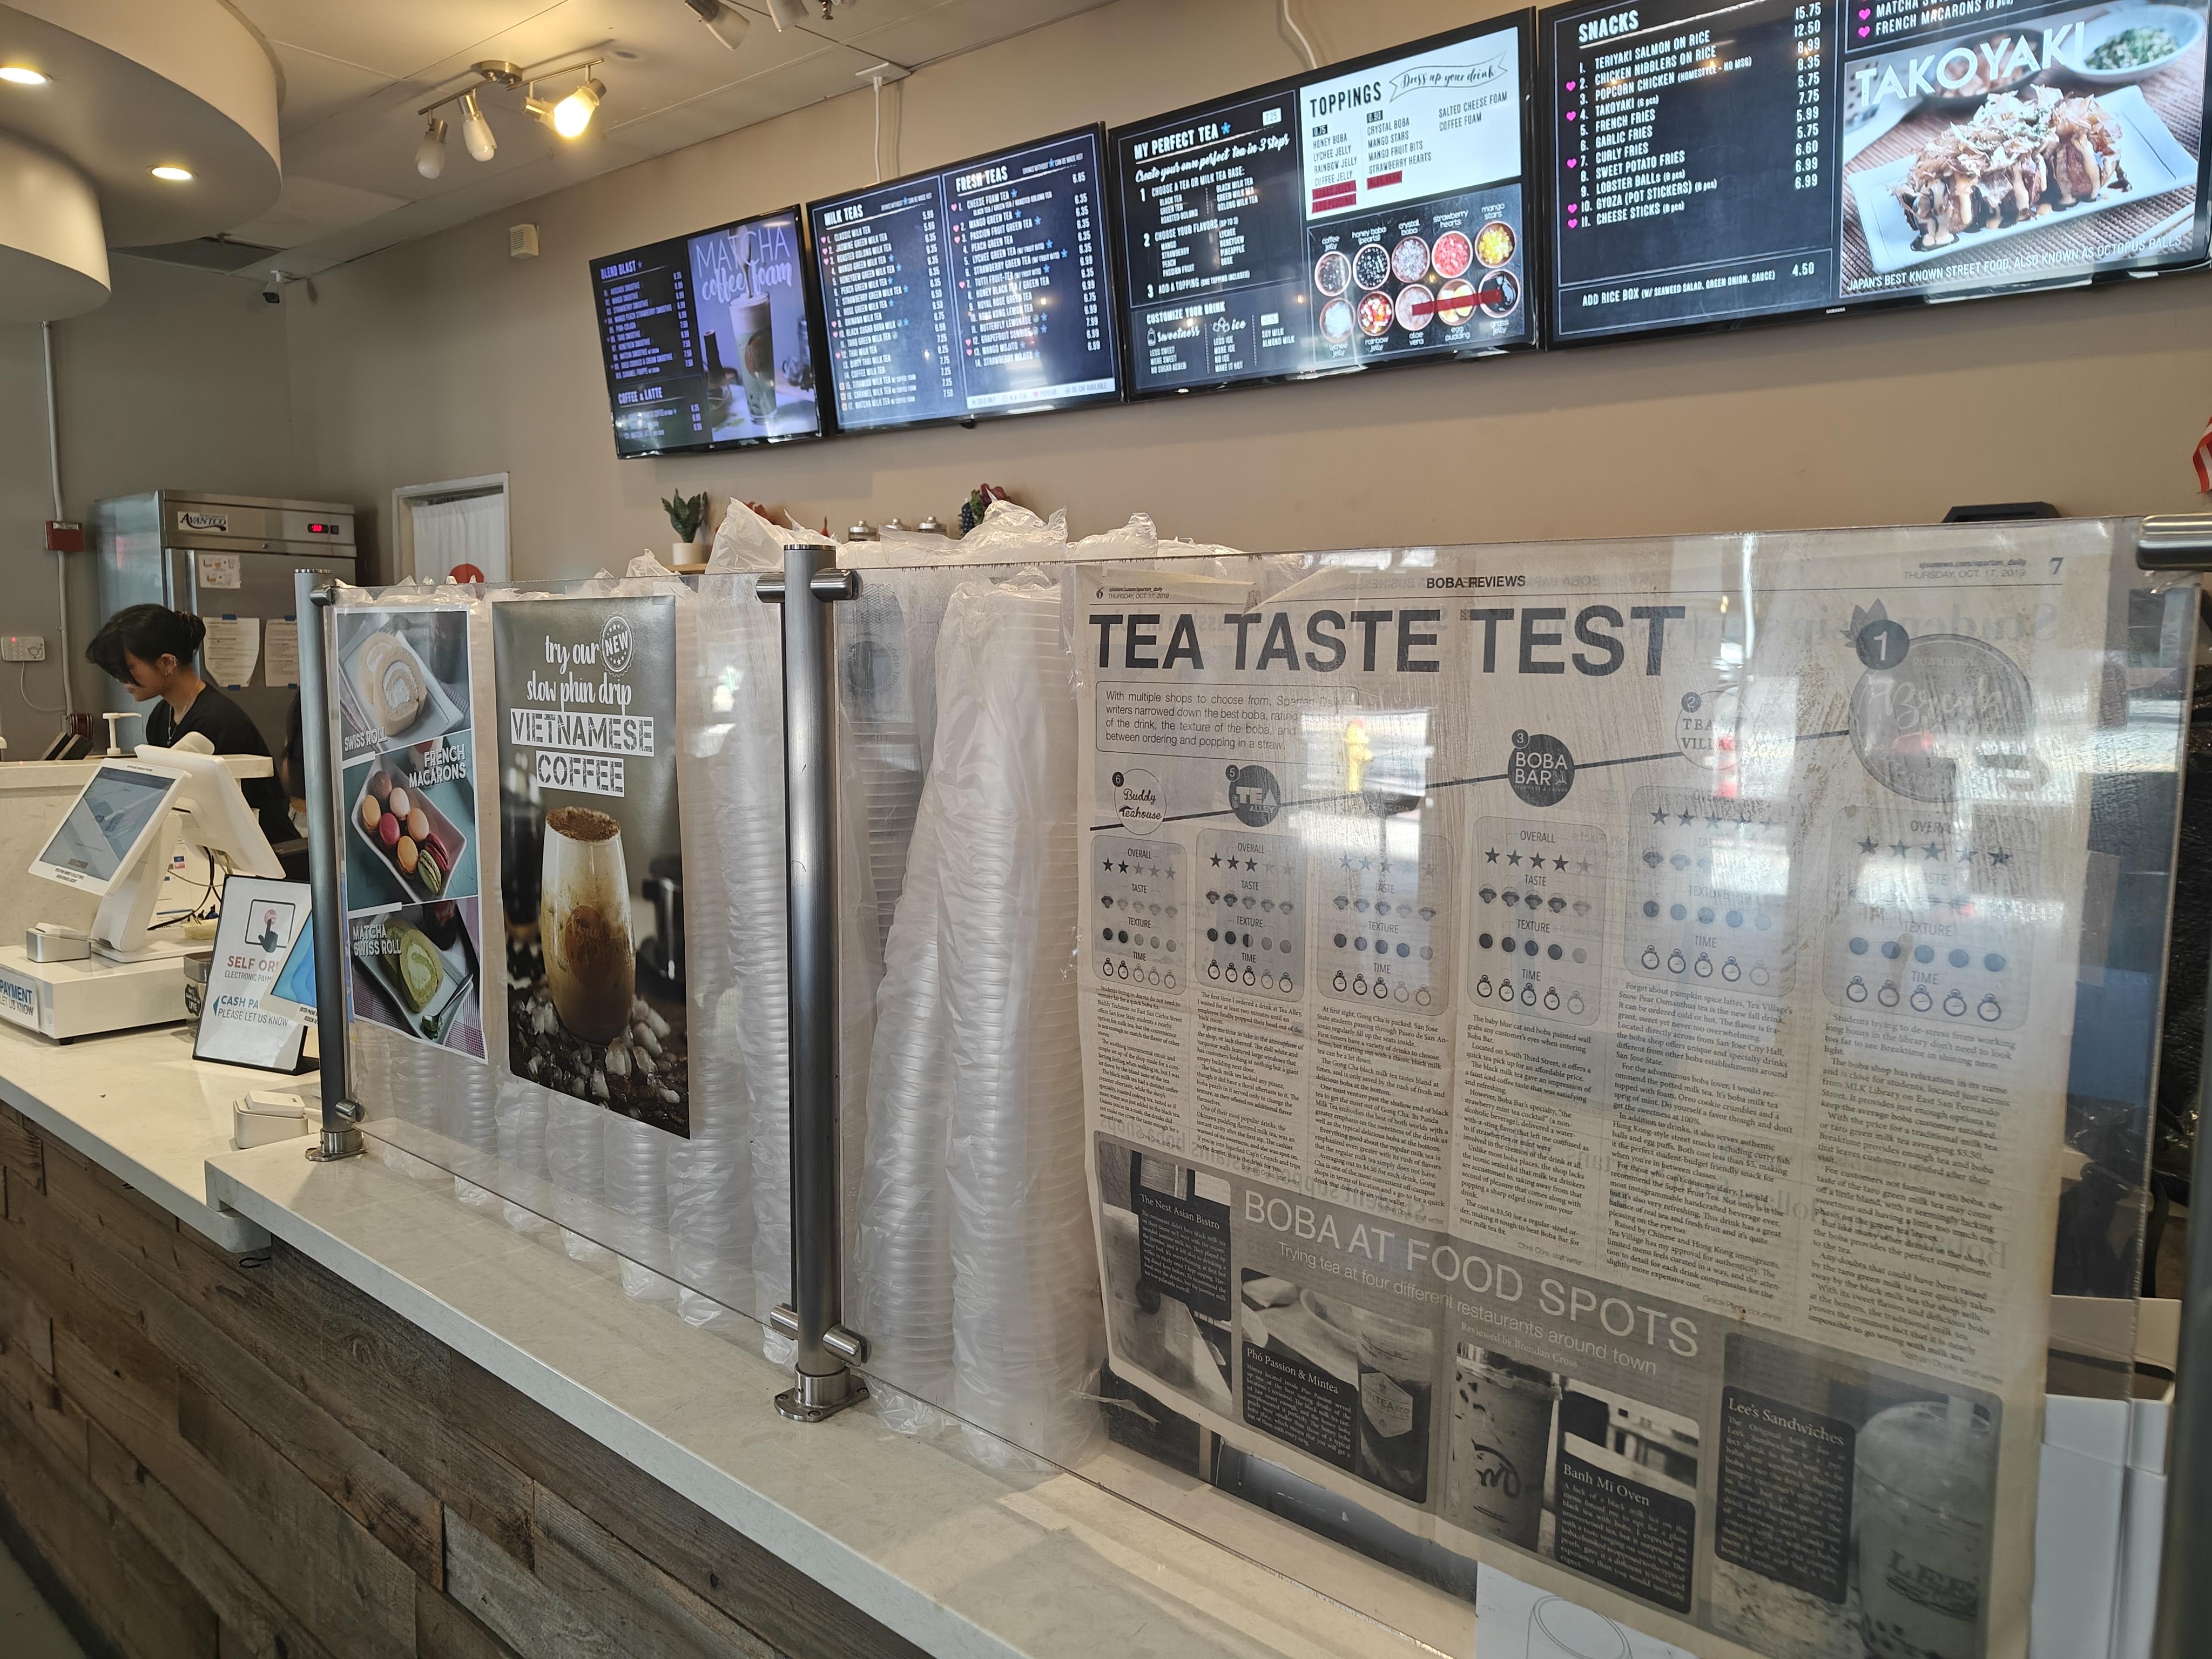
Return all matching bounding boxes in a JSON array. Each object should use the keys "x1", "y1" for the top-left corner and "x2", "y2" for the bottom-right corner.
[
  {"x1": 681, "y1": 0, "x2": 751, "y2": 51},
  {"x1": 417, "y1": 58, "x2": 605, "y2": 175},
  {"x1": 767, "y1": 0, "x2": 808, "y2": 31},
  {"x1": 459, "y1": 89, "x2": 496, "y2": 161}
]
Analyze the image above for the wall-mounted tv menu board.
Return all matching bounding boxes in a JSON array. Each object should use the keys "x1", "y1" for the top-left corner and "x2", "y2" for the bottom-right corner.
[
  {"x1": 1545, "y1": 0, "x2": 2212, "y2": 341},
  {"x1": 1111, "y1": 16, "x2": 1539, "y2": 397},
  {"x1": 590, "y1": 207, "x2": 825, "y2": 457},
  {"x1": 810, "y1": 126, "x2": 1122, "y2": 433}
]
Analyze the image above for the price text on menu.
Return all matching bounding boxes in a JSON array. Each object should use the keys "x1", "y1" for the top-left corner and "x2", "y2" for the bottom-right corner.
[
  {"x1": 1547, "y1": 0, "x2": 2212, "y2": 339},
  {"x1": 811, "y1": 129, "x2": 1120, "y2": 431},
  {"x1": 592, "y1": 239, "x2": 711, "y2": 456}
]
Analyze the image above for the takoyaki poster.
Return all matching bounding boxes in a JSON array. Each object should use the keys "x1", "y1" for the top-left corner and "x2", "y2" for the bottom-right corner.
[
  {"x1": 1076, "y1": 523, "x2": 2174, "y2": 1659},
  {"x1": 492, "y1": 594, "x2": 689, "y2": 1138},
  {"x1": 333, "y1": 604, "x2": 487, "y2": 1058}
]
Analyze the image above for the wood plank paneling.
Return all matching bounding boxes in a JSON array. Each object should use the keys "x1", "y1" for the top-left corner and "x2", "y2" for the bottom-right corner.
[{"x1": 0, "y1": 1103, "x2": 926, "y2": 1659}]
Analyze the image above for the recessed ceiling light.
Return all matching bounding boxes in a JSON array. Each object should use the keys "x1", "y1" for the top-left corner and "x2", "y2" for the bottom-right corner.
[
  {"x1": 0, "y1": 65, "x2": 49, "y2": 85},
  {"x1": 151, "y1": 165, "x2": 194, "y2": 182}
]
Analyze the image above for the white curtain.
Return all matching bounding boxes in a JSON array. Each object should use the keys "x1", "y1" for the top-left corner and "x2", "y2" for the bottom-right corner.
[{"x1": 409, "y1": 491, "x2": 507, "y2": 582}]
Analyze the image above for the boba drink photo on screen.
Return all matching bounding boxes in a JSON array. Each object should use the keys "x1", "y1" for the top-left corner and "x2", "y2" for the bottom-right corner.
[{"x1": 493, "y1": 595, "x2": 689, "y2": 1137}]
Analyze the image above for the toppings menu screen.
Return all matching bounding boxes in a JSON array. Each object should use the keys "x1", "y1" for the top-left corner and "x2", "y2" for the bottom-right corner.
[
  {"x1": 1112, "y1": 16, "x2": 1538, "y2": 397},
  {"x1": 1546, "y1": 0, "x2": 2212, "y2": 341},
  {"x1": 590, "y1": 208, "x2": 823, "y2": 457},
  {"x1": 810, "y1": 127, "x2": 1122, "y2": 433}
]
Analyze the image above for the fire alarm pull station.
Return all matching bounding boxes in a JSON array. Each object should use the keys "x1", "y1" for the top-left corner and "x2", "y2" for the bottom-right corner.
[{"x1": 45, "y1": 521, "x2": 84, "y2": 554}]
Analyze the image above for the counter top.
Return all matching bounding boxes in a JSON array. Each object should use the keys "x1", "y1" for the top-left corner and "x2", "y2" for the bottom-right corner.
[
  {"x1": 205, "y1": 1136, "x2": 1465, "y2": 1659},
  {"x1": 0, "y1": 1019, "x2": 285, "y2": 1252}
]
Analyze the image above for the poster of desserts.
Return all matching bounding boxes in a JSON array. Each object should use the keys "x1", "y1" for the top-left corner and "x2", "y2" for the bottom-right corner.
[
  {"x1": 333, "y1": 605, "x2": 486, "y2": 1056},
  {"x1": 492, "y1": 594, "x2": 689, "y2": 1138}
]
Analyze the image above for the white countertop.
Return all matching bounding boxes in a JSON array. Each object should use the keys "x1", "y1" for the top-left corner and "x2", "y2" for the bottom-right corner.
[
  {"x1": 205, "y1": 1138, "x2": 1462, "y2": 1659},
  {"x1": 0, "y1": 1018, "x2": 284, "y2": 1252}
]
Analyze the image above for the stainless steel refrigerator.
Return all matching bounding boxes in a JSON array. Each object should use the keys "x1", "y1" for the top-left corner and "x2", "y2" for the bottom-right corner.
[{"x1": 92, "y1": 490, "x2": 358, "y2": 758}]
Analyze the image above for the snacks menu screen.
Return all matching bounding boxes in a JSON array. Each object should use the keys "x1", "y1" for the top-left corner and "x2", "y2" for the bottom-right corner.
[
  {"x1": 1113, "y1": 16, "x2": 1538, "y2": 397},
  {"x1": 1547, "y1": 0, "x2": 2212, "y2": 341},
  {"x1": 810, "y1": 127, "x2": 1121, "y2": 432},
  {"x1": 590, "y1": 209, "x2": 822, "y2": 457}
]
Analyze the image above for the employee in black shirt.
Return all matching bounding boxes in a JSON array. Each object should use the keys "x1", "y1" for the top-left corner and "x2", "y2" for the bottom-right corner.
[{"x1": 85, "y1": 604, "x2": 296, "y2": 852}]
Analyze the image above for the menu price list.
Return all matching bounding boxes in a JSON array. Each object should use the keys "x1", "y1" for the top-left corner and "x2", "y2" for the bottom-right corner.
[
  {"x1": 813, "y1": 130, "x2": 1120, "y2": 431},
  {"x1": 1116, "y1": 90, "x2": 1311, "y2": 393},
  {"x1": 594, "y1": 241, "x2": 711, "y2": 455},
  {"x1": 1549, "y1": 0, "x2": 1841, "y2": 339}
]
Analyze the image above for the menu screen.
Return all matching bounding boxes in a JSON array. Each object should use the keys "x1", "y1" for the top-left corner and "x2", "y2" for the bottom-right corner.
[
  {"x1": 810, "y1": 127, "x2": 1121, "y2": 433},
  {"x1": 1113, "y1": 17, "x2": 1537, "y2": 397},
  {"x1": 590, "y1": 208, "x2": 823, "y2": 457},
  {"x1": 1547, "y1": 0, "x2": 2211, "y2": 341}
]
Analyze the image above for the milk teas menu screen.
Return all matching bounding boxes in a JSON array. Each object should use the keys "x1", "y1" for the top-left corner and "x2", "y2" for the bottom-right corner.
[
  {"x1": 590, "y1": 209, "x2": 821, "y2": 457},
  {"x1": 1547, "y1": 0, "x2": 2211, "y2": 340},
  {"x1": 810, "y1": 127, "x2": 1120, "y2": 431},
  {"x1": 1113, "y1": 17, "x2": 1537, "y2": 396}
]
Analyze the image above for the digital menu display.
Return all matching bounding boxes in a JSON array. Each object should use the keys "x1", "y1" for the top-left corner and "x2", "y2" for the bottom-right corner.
[
  {"x1": 590, "y1": 207, "x2": 824, "y2": 457},
  {"x1": 1546, "y1": 0, "x2": 2211, "y2": 341},
  {"x1": 810, "y1": 127, "x2": 1121, "y2": 433},
  {"x1": 1112, "y1": 17, "x2": 1538, "y2": 397}
]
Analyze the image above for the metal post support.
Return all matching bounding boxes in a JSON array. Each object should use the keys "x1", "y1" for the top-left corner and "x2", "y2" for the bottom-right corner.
[
  {"x1": 758, "y1": 543, "x2": 869, "y2": 1421},
  {"x1": 2143, "y1": 514, "x2": 2212, "y2": 1659},
  {"x1": 294, "y1": 570, "x2": 364, "y2": 1162}
]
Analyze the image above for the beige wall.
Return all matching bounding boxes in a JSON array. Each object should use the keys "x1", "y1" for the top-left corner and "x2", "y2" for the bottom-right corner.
[{"x1": 0, "y1": 257, "x2": 301, "y2": 738}]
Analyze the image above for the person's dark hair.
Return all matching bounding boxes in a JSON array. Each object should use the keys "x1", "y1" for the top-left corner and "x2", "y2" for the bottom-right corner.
[{"x1": 86, "y1": 604, "x2": 206, "y2": 682}]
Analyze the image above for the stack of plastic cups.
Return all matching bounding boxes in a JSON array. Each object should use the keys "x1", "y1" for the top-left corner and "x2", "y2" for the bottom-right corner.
[
  {"x1": 852, "y1": 783, "x2": 956, "y2": 1433},
  {"x1": 544, "y1": 1082, "x2": 609, "y2": 1262},
  {"x1": 495, "y1": 1074, "x2": 553, "y2": 1236},
  {"x1": 665, "y1": 576, "x2": 755, "y2": 1338},
  {"x1": 450, "y1": 1055, "x2": 502, "y2": 1211},
  {"x1": 935, "y1": 579, "x2": 1105, "y2": 1470},
  {"x1": 702, "y1": 575, "x2": 795, "y2": 1360},
  {"x1": 349, "y1": 1021, "x2": 393, "y2": 1121},
  {"x1": 603, "y1": 1113, "x2": 675, "y2": 1299},
  {"x1": 841, "y1": 586, "x2": 926, "y2": 954}
]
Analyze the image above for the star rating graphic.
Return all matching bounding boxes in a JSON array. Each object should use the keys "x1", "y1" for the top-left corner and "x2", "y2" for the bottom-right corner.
[
  {"x1": 1210, "y1": 854, "x2": 1222, "y2": 867},
  {"x1": 1859, "y1": 837, "x2": 1879, "y2": 854},
  {"x1": 1485, "y1": 847, "x2": 1500, "y2": 863},
  {"x1": 1507, "y1": 851, "x2": 1523, "y2": 865},
  {"x1": 1554, "y1": 855, "x2": 1569, "y2": 871},
  {"x1": 1652, "y1": 808, "x2": 1670, "y2": 824}
]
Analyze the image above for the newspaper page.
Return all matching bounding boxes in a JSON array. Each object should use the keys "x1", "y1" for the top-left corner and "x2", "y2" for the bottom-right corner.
[{"x1": 1078, "y1": 523, "x2": 2121, "y2": 1659}]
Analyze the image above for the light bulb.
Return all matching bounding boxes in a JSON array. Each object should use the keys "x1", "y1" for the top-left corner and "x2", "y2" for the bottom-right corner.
[
  {"x1": 460, "y1": 90, "x2": 496, "y2": 161},
  {"x1": 150, "y1": 165, "x2": 194, "y2": 182},
  {"x1": 551, "y1": 78, "x2": 602, "y2": 138},
  {"x1": 0, "y1": 66, "x2": 49, "y2": 86},
  {"x1": 415, "y1": 116, "x2": 447, "y2": 179}
]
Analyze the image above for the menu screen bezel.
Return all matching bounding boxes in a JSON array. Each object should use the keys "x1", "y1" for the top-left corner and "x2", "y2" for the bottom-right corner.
[
  {"x1": 808, "y1": 124, "x2": 1125, "y2": 438},
  {"x1": 1537, "y1": 0, "x2": 2212, "y2": 348},
  {"x1": 588, "y1": 203, "x2": 831, "y2": 461},
  {"x1": 1110, "y1": 13, "x2": 1544, "y2": 402}
]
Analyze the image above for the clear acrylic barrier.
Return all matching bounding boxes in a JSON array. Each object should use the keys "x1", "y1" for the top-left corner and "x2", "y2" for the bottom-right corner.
[
  {"x1": 835, "y1": 523, "x2": 2189, "y2": 1658},
  {"x1": 319, "y1": 518, "x2": 2190, "y2": 1659}
]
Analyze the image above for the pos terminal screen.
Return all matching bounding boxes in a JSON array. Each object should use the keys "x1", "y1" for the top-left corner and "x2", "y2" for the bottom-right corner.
[{"x1": 38, "y1": 766, "x2": 175, "y2": 886}]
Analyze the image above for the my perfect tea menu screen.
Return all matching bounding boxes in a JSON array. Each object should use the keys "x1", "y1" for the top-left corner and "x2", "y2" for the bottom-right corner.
[
  {"x1": 1112, "y1": 15, "x2": 1539, "y2": 396},
  {"x1": 1545, "y1": 0, "x2": 2212, "y2": 340}
]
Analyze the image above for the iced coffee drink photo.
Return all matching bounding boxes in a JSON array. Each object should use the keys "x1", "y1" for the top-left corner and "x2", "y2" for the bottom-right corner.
[{"x1": 540, "y1": 805, "x2": 636, "y2": 1044}]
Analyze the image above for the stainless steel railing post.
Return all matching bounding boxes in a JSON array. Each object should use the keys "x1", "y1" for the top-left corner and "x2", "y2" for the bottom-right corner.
[
  {"x1": 294, "y1": 569, "x2": 364, "y2": 1162},
  {"x1": 758, "y1": 543, "x2": 868, "y2": 1420}
]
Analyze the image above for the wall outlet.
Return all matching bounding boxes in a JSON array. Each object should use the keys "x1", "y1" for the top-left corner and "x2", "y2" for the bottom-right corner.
[{"x1": 1, "y1": 635, "x2": 45, "y2": 662}]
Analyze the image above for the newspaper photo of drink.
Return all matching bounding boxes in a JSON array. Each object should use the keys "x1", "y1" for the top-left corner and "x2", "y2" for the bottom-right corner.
[{"x1": 493, "y1": 594, "x2": 690, "y2": 1136}]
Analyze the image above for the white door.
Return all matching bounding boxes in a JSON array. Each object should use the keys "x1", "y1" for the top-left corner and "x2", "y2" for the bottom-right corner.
[{"x1": 395, "y1": 475, "x2": 509, "y2": 583}]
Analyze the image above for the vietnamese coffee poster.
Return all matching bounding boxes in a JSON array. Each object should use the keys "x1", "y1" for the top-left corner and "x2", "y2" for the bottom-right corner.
[
  {"x1": 494, "y1": 594, "x2": 689, "y2": 1137},
  {"x1": 333, "y1": 604, "x2": 487, "y2": 1056}
]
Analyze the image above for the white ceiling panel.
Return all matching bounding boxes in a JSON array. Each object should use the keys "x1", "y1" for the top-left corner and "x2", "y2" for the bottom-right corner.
[{"x1": 178, "y1": 0, "x2": 1113, "y2": 274}]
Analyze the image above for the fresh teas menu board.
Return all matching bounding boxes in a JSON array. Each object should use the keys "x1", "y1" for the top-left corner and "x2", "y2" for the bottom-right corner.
[
  {"x1": 1546, "y1": 0, "x2": 2212, "y2": 341},
  {"x1": 810, "y1": 127, "x2": 1121, "y2": 433},
  {"x1": 1112, "y1": 16, "x2": 1539, "y2": 396},
  {"x1": 590, "y1": 208, "x2": 823, "y2": 458}
]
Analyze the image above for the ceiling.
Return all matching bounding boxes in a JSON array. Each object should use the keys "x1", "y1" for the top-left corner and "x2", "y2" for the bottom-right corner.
[{"x1": 192, "y1": 0, "x2": 1112, "y2": 278}]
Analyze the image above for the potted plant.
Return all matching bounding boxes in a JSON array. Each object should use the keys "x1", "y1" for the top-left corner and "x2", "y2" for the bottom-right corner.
[{"x1": 662, "y1": 490, "x2": 709, "y2": 562}]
